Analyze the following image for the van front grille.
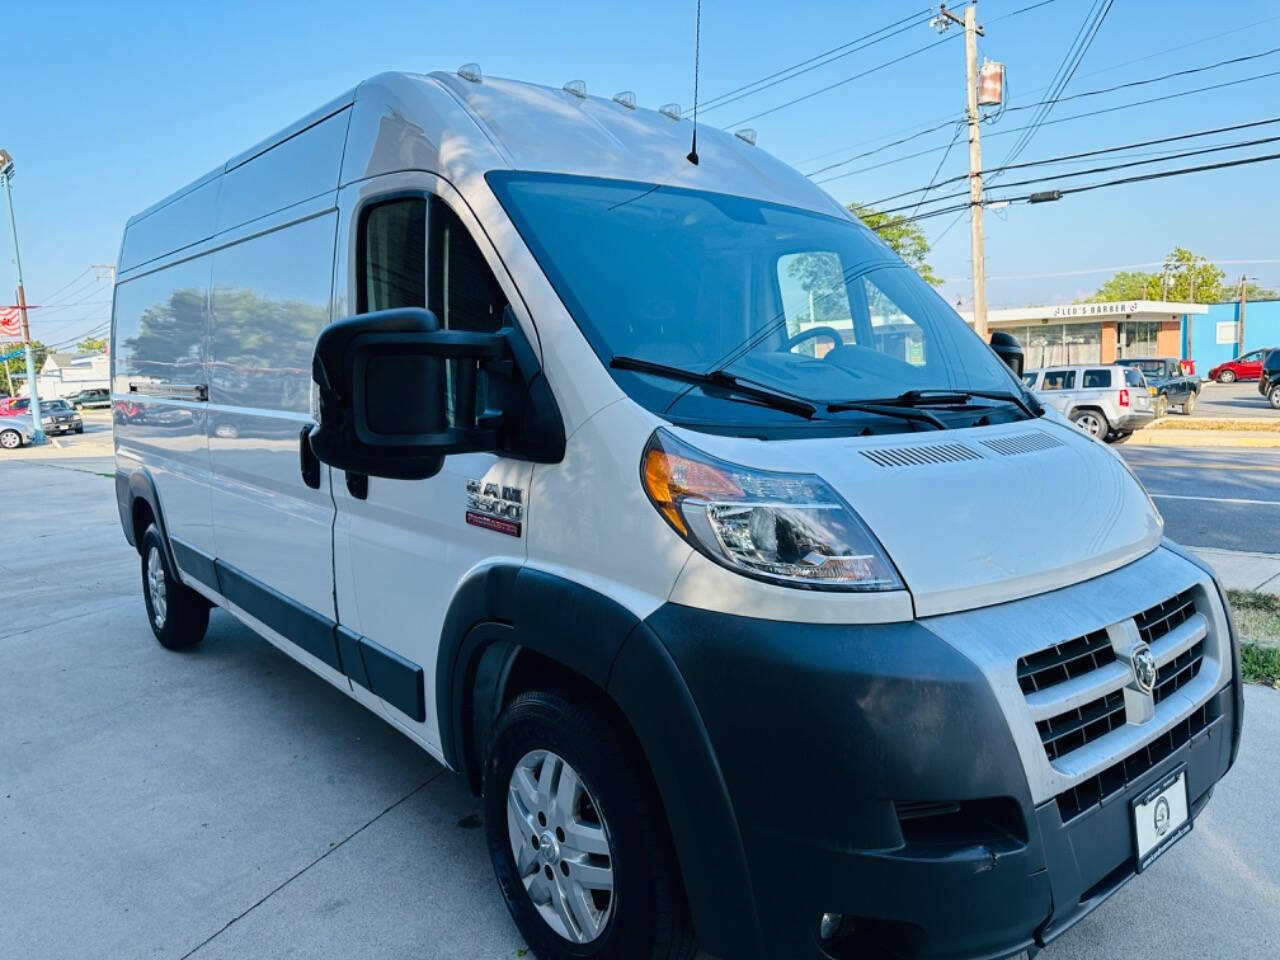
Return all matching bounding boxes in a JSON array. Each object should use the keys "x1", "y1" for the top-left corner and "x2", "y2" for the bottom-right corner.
[
  {"x1": 1036, "y1": 689, "x2": 1126, "y2": 762},
  {"x1": 1136, "y1": 589, "x2": 1195, "y2": 646},
  {"x1": 1016, "y1": 629, "x2": 1115, "y2": 695},
  {"x1": 1055, "y1": 701, "x2": 1218, "y2": 822},
  {"x1": 1154, "y1": 641, "x2": 1205, "y2": 704}
]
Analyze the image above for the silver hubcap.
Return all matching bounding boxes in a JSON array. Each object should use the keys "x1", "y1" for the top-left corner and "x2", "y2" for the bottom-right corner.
[
  {"x1": 0, "y1": 431, "x2": 18, "y2": 449},
  {"x1": 147, "y1": 546, "x2": 168, "y2": 628},
  {"x1": 507, "y1": 749, "x2": 614, "y2": 943},
  {"x1": 1075, "y1": 413, "x2": 1103, "y2": 437}
]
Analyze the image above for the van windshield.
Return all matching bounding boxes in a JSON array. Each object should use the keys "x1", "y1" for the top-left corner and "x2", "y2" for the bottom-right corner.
[{"x1": 489, "y1": 172, "x2": 1019, "y2": 421}]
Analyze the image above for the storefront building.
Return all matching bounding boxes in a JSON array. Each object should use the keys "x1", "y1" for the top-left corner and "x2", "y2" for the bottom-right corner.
[{"x1": 963, "y1": 301, "x2": 1205, "y2": 369}]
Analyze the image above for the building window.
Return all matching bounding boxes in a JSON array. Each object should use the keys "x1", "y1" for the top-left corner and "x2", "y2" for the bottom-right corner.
[
  {"x1": 1020, "y1": 322, "x2": 1101, "y2": 367},
  {"x1": 1118, "y1": 320, "x2": 1159, "y2": 358}
]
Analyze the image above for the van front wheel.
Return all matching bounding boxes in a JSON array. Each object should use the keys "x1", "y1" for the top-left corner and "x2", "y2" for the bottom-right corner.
[
  {"x1": 140, "y1": 525, "x2": 209, "y2": 650},
  {"x1": 484, "y1": 688, "x2": 696, "y2": 960}
]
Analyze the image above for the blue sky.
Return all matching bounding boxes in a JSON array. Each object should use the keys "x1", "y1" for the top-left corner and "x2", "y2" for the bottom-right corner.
[{"x1": 4, "y1": 0, "x2": 1279, "y2": 350}]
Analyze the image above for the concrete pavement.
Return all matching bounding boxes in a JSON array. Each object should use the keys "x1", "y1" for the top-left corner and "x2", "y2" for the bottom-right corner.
[{"x1": 2, "y1": 457, "x2": 1277, "y2": 959}]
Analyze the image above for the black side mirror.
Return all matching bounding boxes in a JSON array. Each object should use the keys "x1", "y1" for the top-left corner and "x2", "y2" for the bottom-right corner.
[
  {"x1": 308, "y1": 306, "x2": 564, "y2": 480},
  {"x1": 989, "y1": 330, "x2": 1025, "y2": 377}
]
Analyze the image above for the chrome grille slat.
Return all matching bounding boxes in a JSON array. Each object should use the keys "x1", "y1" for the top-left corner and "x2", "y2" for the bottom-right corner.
[
  {"x1": 1023, "y1": 660, "x2": 1132, "y2": 722},
  {"x1": 1016, "y1": 629, "x2": 1114, "y2": 694}
]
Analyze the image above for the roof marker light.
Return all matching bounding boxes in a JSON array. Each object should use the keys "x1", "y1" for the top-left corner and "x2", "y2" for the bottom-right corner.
[
  {"x1": 658, "y1": 102, "x2": 682, "y2": 121},
  {"x1": 457, "y1": 63, "x2": 482, "y2": 83},
  {"x1": 613, "y1": 90, "x2": 637, "y2": 109},
  {"x1": 735, "y1": 128, "x2": 757, "y2": 146},
  {"x1": 563, "y1": 80, "x2": 587, "y2": 98}
]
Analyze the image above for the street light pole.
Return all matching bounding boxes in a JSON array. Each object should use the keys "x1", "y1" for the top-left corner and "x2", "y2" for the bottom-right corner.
[{"x1": 0, "y1": 150, "x2": 45, "y2": 443}]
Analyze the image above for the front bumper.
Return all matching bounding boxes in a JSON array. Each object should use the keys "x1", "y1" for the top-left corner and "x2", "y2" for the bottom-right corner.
[{"x1": 645, "y1": 547, "x2": 1240, "y2": 959}]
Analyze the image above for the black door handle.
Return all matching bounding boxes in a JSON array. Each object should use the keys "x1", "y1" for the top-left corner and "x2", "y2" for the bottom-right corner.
[{"x1": 299, "y1": 426, "x2": 321, "y2": 489}]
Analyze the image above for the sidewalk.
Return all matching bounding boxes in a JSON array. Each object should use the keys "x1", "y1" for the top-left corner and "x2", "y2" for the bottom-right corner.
[
  {"x1": 1190, "y1": 546, "x2": 1280, "y2": 594},
  {"x1": 1126, "y1": 429, "x2": 1280, "y2": 448}
]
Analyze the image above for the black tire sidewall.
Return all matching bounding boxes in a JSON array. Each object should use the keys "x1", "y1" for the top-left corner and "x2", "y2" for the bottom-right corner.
[
  {"x1": 140, "y1": 525, "x2": 207, "y2": 650},
  {"x1": 1071, "y1": 409, "x2": 1107, "y2": 438},
  {"x1": 483, "y1": 691, "x2": 687, "y2": 960}
]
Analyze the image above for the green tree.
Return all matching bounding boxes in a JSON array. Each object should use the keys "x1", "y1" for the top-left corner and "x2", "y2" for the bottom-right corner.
[
  {"x1": 1087, "y1": 247, "x2": 1226, "y2": 303},
  {"x1": 77, "y1": 336, "x2": 108, "y2": 353},
  {"x1": 1, "y1": 339, "x2": 47, "y2": 396},
  {"x1": 1220, "y1": 280, "x2": 1279, "y2": 302},
  {"x1": 848, "y1": 203, "x2": 941, "y2": 286}
]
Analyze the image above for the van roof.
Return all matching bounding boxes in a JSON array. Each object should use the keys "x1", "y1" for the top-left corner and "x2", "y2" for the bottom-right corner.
[{"x1": 121, "y1": 71, "x2": 848, "y2": 275}]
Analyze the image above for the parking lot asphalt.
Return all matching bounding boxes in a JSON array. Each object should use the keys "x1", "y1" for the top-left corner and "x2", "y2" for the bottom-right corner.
[
  {"x1": 1187, "y1": 380, "x2": 1279, "y2": 420},
  {"x1": 2, "y1": 457, "x2": 1278, "y2": 960}
]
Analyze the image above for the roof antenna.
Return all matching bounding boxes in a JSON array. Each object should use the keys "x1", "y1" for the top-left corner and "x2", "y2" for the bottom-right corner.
[{"x1": 686, "y1": 0, "x2": 701, "y2": 165}]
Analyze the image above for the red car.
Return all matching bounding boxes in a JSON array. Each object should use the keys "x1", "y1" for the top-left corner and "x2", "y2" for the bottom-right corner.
[{"x1": 1208, "y1": 347, "x2": 1276, "y2": 383}]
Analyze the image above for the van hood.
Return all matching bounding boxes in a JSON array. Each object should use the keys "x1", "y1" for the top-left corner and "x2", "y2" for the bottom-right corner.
[{"x1": 669, "y1": 418, "x2": 1163, "y2": 617}]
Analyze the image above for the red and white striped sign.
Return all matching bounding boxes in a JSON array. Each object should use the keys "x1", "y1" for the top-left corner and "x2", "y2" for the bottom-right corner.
[{"x1": 0, "y1": 306, "x2": 22, "y2": 338}]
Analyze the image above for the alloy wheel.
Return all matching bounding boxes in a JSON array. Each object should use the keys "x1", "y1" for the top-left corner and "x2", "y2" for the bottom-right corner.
[
  {"x1": 146, "y1": 545, "x2": 168, "y2": 629},
  {"x1": 1074, "y1": 412, "x2": 1104, "y2": 437},
  {"x1": 506, "y1": 749, "x2": 615, "y2": 944},
  {"x1": 1219, "y1": 370, "x2": 1236, "y2": 383},
  {"x1": 0, "y1": 431, "x2": 19, "y2": 449}
]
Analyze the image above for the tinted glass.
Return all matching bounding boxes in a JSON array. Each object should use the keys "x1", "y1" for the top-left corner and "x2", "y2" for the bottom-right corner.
[
  {"x1": 428, "y1": 198, "x2": 506, "y2": 333},
  {"x1": 490, "y1": 172, "x2": 1014, "y2": 412},
  {"x1": 361, "y1": 198, "x2": 426, "y2": 313},
  {"x1": 1041, "y1": 370, "x2": 1076, "y2": 390},
  {"x1": 1082, "y1": 369, "x2": 1111, "y2": 388}
]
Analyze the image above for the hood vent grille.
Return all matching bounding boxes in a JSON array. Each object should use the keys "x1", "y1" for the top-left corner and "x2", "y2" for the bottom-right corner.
[
  {"x1": 860, "y1": 442, "x2": 983, "y2": 468},
  {"x1": 980, "y1": 430, "x2": 1064, "y2": 457}
]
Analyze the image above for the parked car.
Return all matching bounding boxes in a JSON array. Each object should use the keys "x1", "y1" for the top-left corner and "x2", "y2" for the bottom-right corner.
[
  {"x1": 23, "y1": 398, "x2": 85, "y2": 435},
  {"x1": 1023, "y1": 364, "x2": 1154, "y2": 440},
  {"x1": 0, "y1": 395, "x2": 18, "y2": 416},
  {"x1": 1261, "y1": 348, "x2": 1280, "y2": 409},
  {"x1": 1208, "y1": 347, "x2": 1276, "y2": 383},
  {"x1": 1115, "y1": 357, "x2": 1200, "y2": 416},
  {"x1": 0, "y1": 414, "x2": 35, "y2": 450},
  {"x1": 70, "y1": 387, "x2": 111, "y2": 409},
  {"x1": 110, "y1": 71, "x2": 1242, "y2": 960}
]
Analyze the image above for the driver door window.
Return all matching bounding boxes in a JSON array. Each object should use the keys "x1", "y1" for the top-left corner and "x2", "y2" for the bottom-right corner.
[{"x1": 776, "y1": 251, "x2": 855, "y2": 357}]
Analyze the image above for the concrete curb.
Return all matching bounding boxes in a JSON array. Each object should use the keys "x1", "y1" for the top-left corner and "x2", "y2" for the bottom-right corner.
[
  {"x1": 1124, "y1": 429, "x2": 1280, "y2": 448},
  {"x1": 1189, "y1": 546, "x2": 1280, "y2": 595}
]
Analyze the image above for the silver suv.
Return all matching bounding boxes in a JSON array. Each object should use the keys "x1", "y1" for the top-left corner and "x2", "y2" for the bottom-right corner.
[{"x1": 1023, "y1": 364, "x2": 1154, "y2": 441}]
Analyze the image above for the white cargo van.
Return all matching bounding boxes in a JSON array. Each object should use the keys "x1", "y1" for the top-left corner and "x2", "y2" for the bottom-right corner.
[{"x1": 111, "y1": 70, "x2": 1242, "y2": 960}]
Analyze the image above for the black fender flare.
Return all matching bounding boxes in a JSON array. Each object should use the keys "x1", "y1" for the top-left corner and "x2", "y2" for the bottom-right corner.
[
  {"x1": 115, "y1": 466, "x2": 179, "y2": 575},
  {"x1": 437, "y1": 565, "x2": 763, "y2": 960}
]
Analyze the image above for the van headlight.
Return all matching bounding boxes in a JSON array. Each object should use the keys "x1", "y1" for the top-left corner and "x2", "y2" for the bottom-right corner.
[{"x1": 641, "y1": 429, "x2": 903, "y2": 591}]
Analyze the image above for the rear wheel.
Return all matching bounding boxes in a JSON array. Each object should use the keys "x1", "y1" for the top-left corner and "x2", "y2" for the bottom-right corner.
[
  {"x1": 140, "y1": 525, "x2": 209, "y2": 650},
  {"x1": 0, "y1": 429, "x2": 22, "y2": 450},
  {"x1": 74, "y1": 425, "x2": 84, "y2": 434},
  {"x1": 1218, "y1": 369, "x2": 1237, "y2": 383},
  {"x1": 1270, "y1": 386, "x2": 1280, "y2": 410},
  {"x1": 1154, "y1": 395, "x2": 1169, "y2": 418},
  {"x1": 1070, "y1": 408, "x2": 1108, "y2": 439},
  {"x1": 484, "y1": 688, "x2": 696, "y2": 960},
  {"x1": 1181, "y1": 391, "x2": 1197, "y2": 415}
]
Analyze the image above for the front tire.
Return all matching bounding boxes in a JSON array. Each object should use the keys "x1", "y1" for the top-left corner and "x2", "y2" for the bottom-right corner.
[
  {"x1": 1270, "y1": 386, "x2": 1280, "y2": 410},
  {"x1": 74, "y1": 425, "x2": 84, "y2": 434},
  {"x1": 1218, "y1": 369, "x2": 1236, "y2": 383},
  {"x1": 1070, "y1": 408, "x2": 1108, "y2": 439},
  {"x1": 1154, "y1": 395, "x2": 1169, "y2": 418},
  {"x1": 0, "y1": 428, "x2": 22, "y2": 450},
  {"x1": 1180, "y1": 391, "x2": 1197, "y2": 415},
  {"x1": 140, "y1": 525, "x2": 209, "y2": 650},
  {"x1": 484, "y1": 688, "x2": 695, "y2": 960}
]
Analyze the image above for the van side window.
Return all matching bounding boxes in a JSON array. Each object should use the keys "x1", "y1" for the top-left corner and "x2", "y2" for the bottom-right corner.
[
  {"x1": 1082, "y1": 369, "x2": 1111, "y2": 388},
  {"x1": 428, "y1": 197, "x2": 507, "y2": 333},
  {"x1": 360, "y1": 198, "x2": 427, "y2": 313},
  {"x1": 1041, "y1": 370, "x2": 1075, "y2": 390}
]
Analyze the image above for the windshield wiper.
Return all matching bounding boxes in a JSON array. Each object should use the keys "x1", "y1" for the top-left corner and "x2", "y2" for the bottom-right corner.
[
  {"x1": 824, "y1": 399, "x2": 947, "y2": 430},
  {"x1": 609, "y1": 355, "x2": 817, "y2": 419},
  {"x1": 852, "y1": 388, "x2": 1042, "y2": 420}
]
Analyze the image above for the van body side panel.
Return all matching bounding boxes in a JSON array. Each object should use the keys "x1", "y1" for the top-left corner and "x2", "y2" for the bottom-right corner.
[
  {"x1": 207, "y1": 211, "x2": 339, "y2": 620},
  {"x1": 111, "y1": 256, "x2": 215, "y2": 557}
]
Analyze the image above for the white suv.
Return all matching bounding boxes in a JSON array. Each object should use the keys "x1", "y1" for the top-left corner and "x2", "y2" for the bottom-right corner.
[
  {"x1": 110, "y1": 70, "x2": 1241, "y2": 960},
  {"x1": 1024, "y1": 364, "x2": 1155, "y2": 441}
]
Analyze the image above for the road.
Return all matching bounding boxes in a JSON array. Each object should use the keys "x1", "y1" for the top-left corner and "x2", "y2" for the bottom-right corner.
[
  {"x1": 1, "y1": 454, "x2": 1278, "y2": 959},
  {"x1": 1120, "y1": 446, "x2": 1280, "y2": 551}
]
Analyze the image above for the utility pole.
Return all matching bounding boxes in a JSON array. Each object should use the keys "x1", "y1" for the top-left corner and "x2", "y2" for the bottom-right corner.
[
  {"x1": 0, "y1": 150, "x2": 45, "y2": 443},
  {"x1": 1237, "y1": 274, "x2": 1248, "y2": 357},
  {"x1": 938, "y1": 3, "x2": 989, "y2": 339}
]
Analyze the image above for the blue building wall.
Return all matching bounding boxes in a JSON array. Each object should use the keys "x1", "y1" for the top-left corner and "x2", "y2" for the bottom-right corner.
[{"x1": 1184, "y1": 299, "x2": 1280, "y2": 373}]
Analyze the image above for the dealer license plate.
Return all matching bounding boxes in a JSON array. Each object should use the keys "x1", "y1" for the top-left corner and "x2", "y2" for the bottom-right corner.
[{"x1": 1132, "y1": 767, "x2": 1190, "y2": 871}]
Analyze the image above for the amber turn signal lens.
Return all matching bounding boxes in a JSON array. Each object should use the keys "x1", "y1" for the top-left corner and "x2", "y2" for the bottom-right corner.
[{"x1": 642, "y1": 446, "x2": 743, "y2": 535}]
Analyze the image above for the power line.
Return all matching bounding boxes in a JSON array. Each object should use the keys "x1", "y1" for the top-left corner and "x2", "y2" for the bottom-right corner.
[
  {"x1": 31, "y1": 268, "x2": 90, "y2": 304},
  {"x1": 864, "y1": 115, "x2": 1280, "y2": 205},
  {"x1": 815, "y1": 69, "x2": 1280, "y2": 183},
  {"x1": 877, "y1": 133, "x2": 1280, "y2": 215},
  {"x1": 994, "y1": 0, "x2": 1114, "y2": 178},
  {"x1": 792, "y1": 11, "x2": 1280, "y2": 169},
  {"x1": 909, "y1": 120, "x2": 966, "y2": 217},
  {"x1": 879, "y1": 150, "x2": 1280, "y2": 230},
  {"x1": 698, "y1": 8, "x2": 934, "y2": 113},
  {"x1": 725, "y1": 31, "x2": 963, "y2": 128},
  {"x1": 805, "y1": 117, "x2": 963, "y2": 177}
]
